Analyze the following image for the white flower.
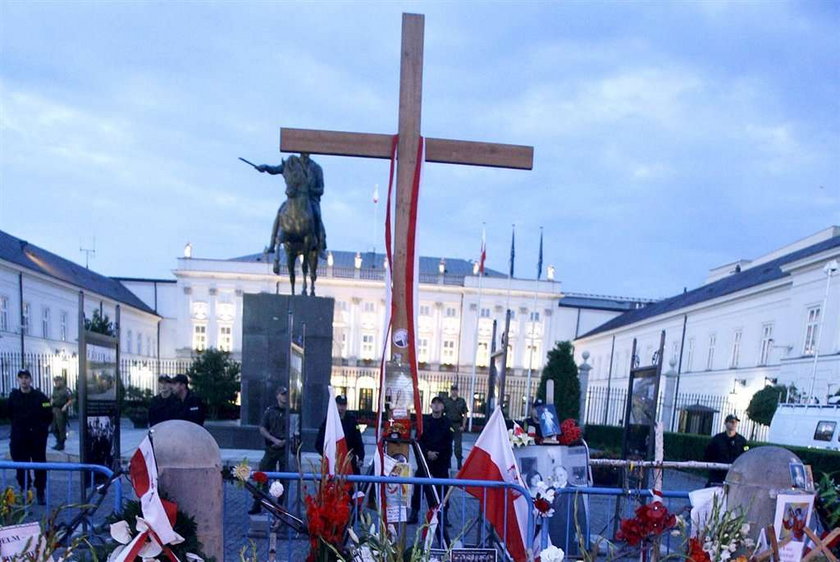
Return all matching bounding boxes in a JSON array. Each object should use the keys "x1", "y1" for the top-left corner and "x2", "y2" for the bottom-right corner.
[
  {"x1": 744, "y1": 538, "x2": 755, "y2": 548},
  {"x1": 741, "y1": 523, "x2": 750, "y2": 535},
  {"x1": 728, "y1": 543, "x2": 737, "y2": 552},
  {"x1": 540, "y1": 545, "x2": 565, "y2": 562},
  {"x1": 232, "y1": 462, "x2": 252, "y2": 482},
  {"x1": 110, "y1": 520, "x2": 133, "y2": 545},
  {"x1": 720, "y1": 550, "x2": 731, "y2": 561},
  {"x1": 269, "y1": 481, "x2": 285, "y2": 498}
]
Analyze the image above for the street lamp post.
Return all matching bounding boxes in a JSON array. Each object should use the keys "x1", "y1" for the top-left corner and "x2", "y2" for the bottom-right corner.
[{"x1": 808, "y1": 259, "x2": 839, "y2": 404}]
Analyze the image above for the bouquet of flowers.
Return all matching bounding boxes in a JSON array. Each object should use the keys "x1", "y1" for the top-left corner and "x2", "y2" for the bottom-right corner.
[
  {"x1": 691, "y1": 495, "x2": 753, "y2": 562},
  {"x1": 509, "y1": 422, "x2": 535, "y2": 447},
  {"x1": 557, "y1": 418, "x2": 582, "y2": 446},
  {"x1": 305, "y1": 460, "x2": 352, "y2": 562},
  {"x1": 616, "y1": 501, "x2": 678, "y2": 546}
]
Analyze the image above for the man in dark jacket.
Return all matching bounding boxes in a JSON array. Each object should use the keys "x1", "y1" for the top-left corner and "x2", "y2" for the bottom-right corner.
[
  {"x1": 315, "y1": 394, "x2": 365, "y2": 474},
  {"x1": 250, "y1": 386, "x2": 292, "y2": 514},
  {"x1": 9, "y1": 370, "x2": 52, "y2": 504},
  {"x1": 408, "y1": 396, "x2": 453, "y2": 524},
  {"x1": 170, "y1": 374, "x2": 206, "y2": 426},
  {"x1": 148, "y1": 375, "x2": 176, "y2": 426},
  {"x1": 704, "y1": 414, "x2": 748, "y2": 485}
]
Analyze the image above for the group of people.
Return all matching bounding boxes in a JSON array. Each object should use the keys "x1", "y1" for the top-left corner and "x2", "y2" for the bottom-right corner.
[{"x1": 148, "y1": 374, "x2": 207, "y2": 427}]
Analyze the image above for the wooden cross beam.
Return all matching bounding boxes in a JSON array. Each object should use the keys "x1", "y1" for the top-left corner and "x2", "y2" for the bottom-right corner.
[
  {"x1": 279, "y1": 13, "x2": 533, "y2": 414},
  {"x1": 802, "y1": 527, "x2": 840, "y2": 562}
]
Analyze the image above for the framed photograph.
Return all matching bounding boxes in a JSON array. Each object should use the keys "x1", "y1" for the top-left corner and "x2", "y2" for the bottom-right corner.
[
  {"x1": 772, "y1": 493, "x2": 814, "y2": 561},
  {"x1": 789, "y1": 462, "x2": 807, "y2": 490},
  {"x1": 536, "y1": 404, "x2": 560, "y2": 438},
  {"x1": 803, "y1": 465, "x2": 815, "y2": 491}
]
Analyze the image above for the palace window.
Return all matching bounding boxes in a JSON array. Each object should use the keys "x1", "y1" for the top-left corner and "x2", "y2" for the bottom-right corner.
[
  {"x1": 730, "y1": 330, "x2": 742, "y2": 368},
  {"x1": 442, "y1": 339, "x2": 457, "y2": 363},
  {"x1": 127, "y1": 329, "x2": 133, "y2": 354},
  {"x1": 526, "y1": 343, "x2": 541, "y2": 370},
  {"x1": 137, "y1": 332, "x2": 143, "y2": 356},
  {"x1": 219, "y1": 326, "x2": 233, "y2": 352},
  {"x1": 706, "y1": 334, "x2": 716, "y2": 370},
  {"x1": 759, "y1": 323, "x2": 773, "y2": 365},
  {"x1": 506, "y1": 344, "x2": 514, "y2": 368},
  {"x1": 417, "y1": 338, "x2": 430, "y2": 363},
  {"x1": 147, "y1": 336, "x2": 153, "y2": 356},
  {"x1": 445, "y1": 306, "x2": 457, "y2": 318},
  {"x1": 60, "y1": 311, "x2": 67, "y2": 341},
  {"x1": 193, "y1": 324, "x2": 207, "y2": 351},
  {"x1": 476, "y1": 341, "x2": 489, "y2": 366},
  {"x1": 803, "y1": 306, "x2": 821, "y2": 355},
  {"x1": 363, "y1": 302, "x2": 376, "y2": 313},
  {"x1": 42, "y1": 307, "x2": 50, "y2": 339},
  {"x1": 22, "y1": 303, "x2": 30, "y2": 335},
  {"x1": 529, "y1": 311, "x2": 540, "y2": 322},
  {"x1": 0, "y1": 296, "x2": 8, "y2": 331},
  {"x1": 480, "y1": 307, "x2": 491, "y2": 318},
  {"x1": 361, "y1": 333, "x2": 375, "y2": 360},
  {"x1": 358, "y1": 388, "x2": 374, "y2": 411},
  {"x1": 420, "y1": 305, "x2": 431, "y2": 317}
]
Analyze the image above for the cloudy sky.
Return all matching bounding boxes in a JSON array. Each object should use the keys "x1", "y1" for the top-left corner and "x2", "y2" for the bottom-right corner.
[{"x1": 1, "y1": 1, "x2": 838, "y2": 299}]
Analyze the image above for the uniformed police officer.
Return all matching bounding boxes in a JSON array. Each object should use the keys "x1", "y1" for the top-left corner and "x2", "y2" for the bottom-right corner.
[
  {"x1": 443, "y1": 384, "x2": 468, "y2": 469},
  {"x1": 50, "y1": 375, "x2": 73, "y2": 451},
  {"x1": 315, "y1": 394, "x2": 365, "y2": 474},
  {"x1": 9, "y1": 369, "x2": 53, "y2": 504},
  {"x1": 148, "y1": 375, "x2": 176, "y2": 427},
  {"x1": 250, "y1": 386, "x2": 289, "y2": 514},
  {"x1": 408, "y1": 396, "x2": 453, "y2": 524},
  {"x1": 170, "y1": 374, "x2": 206, "y2": 426}
]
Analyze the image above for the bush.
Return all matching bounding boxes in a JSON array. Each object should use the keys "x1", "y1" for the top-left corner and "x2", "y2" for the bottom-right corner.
[
  {"x1": 536, "y1": 341, "x2": 580, "y2": 421},
  {"x1": 186, "y1": 348, "x2": 241, "y2": 420}
]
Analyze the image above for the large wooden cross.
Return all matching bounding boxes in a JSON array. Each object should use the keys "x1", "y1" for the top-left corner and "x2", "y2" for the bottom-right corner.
[{"x1": 280, "y1": 13, "x2": 533, "y2": 406}]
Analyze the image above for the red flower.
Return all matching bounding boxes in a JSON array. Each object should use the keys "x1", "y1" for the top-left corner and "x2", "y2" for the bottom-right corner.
[
  {"x1": 688, "y1": 538, "x2": 710, "y2": 562},
  {"x1": 557, "y1": 419, "x2": 582, "y2": 445},
  {"x1": 252, "y1": 471, "x2": 268, "y2": 484},
  {"x1": 616, "y1": 501, "x2": 677, "y2": 547},
  {"x1": 534, "y1": 497, "x2": 552, "y2": 514}
]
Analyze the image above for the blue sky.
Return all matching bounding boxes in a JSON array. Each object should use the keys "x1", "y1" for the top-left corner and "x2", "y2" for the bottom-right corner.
[{"x1": 1, "y1": 1, "x2": 838, "y2": 299}]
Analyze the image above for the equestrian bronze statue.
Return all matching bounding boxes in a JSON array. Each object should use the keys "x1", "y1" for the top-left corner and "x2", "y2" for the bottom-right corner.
[{"x1": 249, "y1": 153, "x2": 327, "y2": 296}]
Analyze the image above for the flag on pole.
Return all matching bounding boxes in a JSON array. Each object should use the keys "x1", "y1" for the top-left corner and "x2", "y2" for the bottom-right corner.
[
  {"x1": 509, "y1": 225, "x2": 516, "y2": 278},
  {"x1": 457, "y1": 407, "x2": 530, "y2": 562},
  {"x1": 479, "y1": 227, "x2": 487, "y2": 274},
  {"x1": 536, "y1": 227, "x2": 543, "y2": 280},
  {"x1": 323, "y1": 386, "x2": 350, "y2": 476},
  {"x1": 128, "y1": 435, "x2": 180, "y2": 545}
]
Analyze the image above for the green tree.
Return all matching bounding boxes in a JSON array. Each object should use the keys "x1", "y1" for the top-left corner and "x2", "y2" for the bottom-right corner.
[
  {"x1": 85, "y1": 309, "x2": 115, "y2": 336},
  {"x1": 186, "y1": 348, "x2": 241, "y2": 420},
  {"x1": 536, "y1": 341, "x2": 580, "y2": 421},
  {"x1": 746, "y1": 384, "x2": 800, "y2": 426}
]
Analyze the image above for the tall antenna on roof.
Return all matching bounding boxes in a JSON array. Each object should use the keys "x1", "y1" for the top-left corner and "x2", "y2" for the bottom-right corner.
[{"x1": 80, "y1": 237, "x2": 96, "y2": 269}]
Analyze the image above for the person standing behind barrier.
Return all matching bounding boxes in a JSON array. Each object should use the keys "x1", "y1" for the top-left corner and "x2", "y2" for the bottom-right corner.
[
  {"x1": 315, "y1": 394, "x2": 365, "y2": 474},
  {"x1": 50, "y1": 375, "x2": 73, "y2": 451},
  {"x1": 704, "y1": 414, "x2": 748, "y2": 486},
  {"x1": 408, "y1": 396, "x2": 453, "y2": 525},
  {"x1": 443, "y1": 384, "x2": 468, "y2": 469},
  {"x1": 170, "y1": 374, "x2": 206, "y2": 426},
  {"x1": 250, "y1": 386, "x2": 290, "y2": 515},
  {"x1": 148, "y1": 375, "x2": 176, "y2": 426},
  {"x1": 9, "y1": 369, "x2": 52, "y2": 505}
]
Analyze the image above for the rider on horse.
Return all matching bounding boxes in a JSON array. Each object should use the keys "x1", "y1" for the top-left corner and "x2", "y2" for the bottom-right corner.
[{"x1": 257, "y1": 153, "x2": 327, "y2": 258}]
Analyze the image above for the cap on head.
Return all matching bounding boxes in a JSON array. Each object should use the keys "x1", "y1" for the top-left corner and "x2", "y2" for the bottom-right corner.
[
  {"x1": 431, "y1": 396, "x2": 445, "y2": 405},
  {"x1": 532, "y1": 398, "x2": 545, "y2": 408},
  {"x1": 335, "y1": 395, "x2": 348, "y2": 405},
  {"x1": 158, "y1": 375, "x2": 172, "y2": 383},
  {"x1": 450, "y1": 384, "x2": 458, "y2": 390},
  {"x1": 725, "y1": 414, "x2": 740, "y2": 423},
  {"x1": 172, "y1": 374, "x2": 189, "y2": 386},
  {"x1": 54, "y1": 375, "x2": 65, "y2": 381},
  {"x1": 277, "y1": 386, "x2": 288, "y2": 395},
  {"x1": 17, "y1": 369, "x2": 31, "y2": 379}
]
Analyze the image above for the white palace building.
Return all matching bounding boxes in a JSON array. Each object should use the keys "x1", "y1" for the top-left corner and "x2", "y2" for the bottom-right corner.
[{"x1": 2, "y1": 226, "x2": 837, "y2": 434}]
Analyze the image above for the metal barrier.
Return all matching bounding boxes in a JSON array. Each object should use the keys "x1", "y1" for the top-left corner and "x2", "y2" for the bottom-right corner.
[
  {"x1": 226, "y1": 471, "x2": 539, "y2": 561},
  {"x1": 0, "y1": 461, "x2": 123, "y2": 516}
]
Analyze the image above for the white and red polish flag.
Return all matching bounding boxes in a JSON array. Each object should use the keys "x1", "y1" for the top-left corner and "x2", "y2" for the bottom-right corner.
[
  {"x1": 479, "y1": 227, "x2": 487, "y2": 274},
  {"x1": 456, "y1": 407, "x2": 530, "y2": 562},
  {"x1": 323, "y1": 386, "x2": 350, "y2": 476}
]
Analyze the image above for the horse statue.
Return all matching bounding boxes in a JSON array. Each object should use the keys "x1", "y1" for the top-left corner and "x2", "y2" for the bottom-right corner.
[{"x1": 267, "y1": 155, "x2": 326, "y2": 296}]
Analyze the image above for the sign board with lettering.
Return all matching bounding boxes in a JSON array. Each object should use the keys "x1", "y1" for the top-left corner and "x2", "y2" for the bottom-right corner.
[
  {"x1": 0, "y1": 522, "x2": 50, "y2": 560},
  {"x1": 429, "y1": 548, "x2": 497, "y2": 562}
]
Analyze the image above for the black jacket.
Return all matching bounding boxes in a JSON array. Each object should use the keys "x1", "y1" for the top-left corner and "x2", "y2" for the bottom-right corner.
[
  {"x1": 315, "y1": 413, "x2": 365, "y2": 474},
  {"x1": 418, "y1": 414, "x2": 453, "y2": 477},
  {"x1": 174, "y1": 391, "x2": 206, "y2": 426},
  {"x1": 704, "y1": 431, "x2": 747, "y2": 484},
  {"x1": 9, "y1": 388, "x2": 53, "y2": 442},
  {"x1": 148, "y1": 394, "x2": 177, "y2": 426}
]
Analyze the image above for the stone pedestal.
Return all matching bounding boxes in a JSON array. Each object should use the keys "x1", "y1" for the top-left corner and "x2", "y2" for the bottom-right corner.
[
  {"x1": 726, "y1": 445, "x2": 806, "y2": 536},
  {"x1": 153, "y1": 421, "x2": 223, "y2": 561},
  {"x1": 241, "y1": 293, "x2": 334, "y2": 451}
]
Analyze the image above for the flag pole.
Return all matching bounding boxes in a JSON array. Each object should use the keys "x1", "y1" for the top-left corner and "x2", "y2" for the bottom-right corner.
[
  {"x1": 525, "y1": 227, "x2": 543, "y2": 418},
  {"x1": 468, "y1": 224, "x2": 486, "y2": 432}
]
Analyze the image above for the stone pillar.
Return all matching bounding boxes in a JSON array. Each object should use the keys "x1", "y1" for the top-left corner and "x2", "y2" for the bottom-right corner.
[
  {"x1": 578, "y1": 351, "x2": 591, "y2": 424},
  {"x1": 660, "y1": 358, "x2": 679, "y2": 432},
  {"x1": 153, "y1": 421, "x2": 222, "y2": 561}
]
